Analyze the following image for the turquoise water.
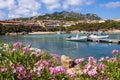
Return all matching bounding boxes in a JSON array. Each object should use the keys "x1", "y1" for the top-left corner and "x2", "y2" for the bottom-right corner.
[{"x1": 0, "y1": 34, "x2": 120, "y2": 59}]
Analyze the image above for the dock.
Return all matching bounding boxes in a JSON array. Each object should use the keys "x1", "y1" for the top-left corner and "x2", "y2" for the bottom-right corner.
[{"x1": 87, "y1": 38, "x2": 120, "y2": 44}]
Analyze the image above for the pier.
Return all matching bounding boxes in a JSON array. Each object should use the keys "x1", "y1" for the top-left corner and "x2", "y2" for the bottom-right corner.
[{"x1": 88, "y1": 38, "x2": 120, "y2": 44}]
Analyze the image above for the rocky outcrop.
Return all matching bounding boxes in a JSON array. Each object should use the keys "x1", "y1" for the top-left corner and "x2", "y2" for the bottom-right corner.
[{"x1": 61, "y1": 55, "x2": 74, "y2": 69}]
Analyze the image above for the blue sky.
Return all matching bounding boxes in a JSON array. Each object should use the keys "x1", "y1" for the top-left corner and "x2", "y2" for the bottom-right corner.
[{"x1": 0, "y1": 0, "x2": 120, "y2": 20}]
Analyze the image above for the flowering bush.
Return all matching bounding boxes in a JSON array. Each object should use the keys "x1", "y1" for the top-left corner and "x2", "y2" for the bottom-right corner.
[{"x1": 0, "y1": 42, "x2": 120, "y2": 80}]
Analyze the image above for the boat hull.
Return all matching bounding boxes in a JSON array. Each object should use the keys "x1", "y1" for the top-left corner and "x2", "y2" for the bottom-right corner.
[{"x1": 66, "y1": 36, "x2": 87, "y2": 42}]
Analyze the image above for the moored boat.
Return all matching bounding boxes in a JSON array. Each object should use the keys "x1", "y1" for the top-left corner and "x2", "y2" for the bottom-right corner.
[
  {"x1": 89, "y1": 34, "x2": 109, "y2": 39},
  {"x1": 66, "y1": 34, "x2": 88, "y2": 41}
]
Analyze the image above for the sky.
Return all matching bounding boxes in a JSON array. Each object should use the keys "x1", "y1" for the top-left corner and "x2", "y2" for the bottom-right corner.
[{"x1": 0, "y1": 0, "x2": 120, "y2": 20}]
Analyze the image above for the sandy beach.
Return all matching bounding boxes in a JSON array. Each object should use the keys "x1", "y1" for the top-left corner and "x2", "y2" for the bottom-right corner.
[
  {"x1": 28, "y1": 32, "x2": 57, "y2": 35},
  {"x1": 105, "y1": 29, "x2": 120, "y2": 34}
]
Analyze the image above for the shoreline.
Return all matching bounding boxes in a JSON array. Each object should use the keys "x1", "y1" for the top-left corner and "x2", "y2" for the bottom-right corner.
[
  {"x1": 1, "y1": 29, "x2": 120, "y2": 35},
  {"x1": 70, "y1": 29, "x2": 120, "y2": 34},
  {"x1": 28, "y1": 32, "x2": 57, "y2": 35}
]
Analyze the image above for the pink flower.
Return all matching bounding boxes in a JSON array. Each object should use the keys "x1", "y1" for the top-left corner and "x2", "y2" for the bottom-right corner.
[
  {"x1": 43, "y1": 60, "x2": 51, "y2": 67},
  {"x1": 98, "y1": 63, "x2": 107, "y2": 71},
  {"x1": 56, "y1": 66, "x2": 65, "y2": 74},
  {"x1": 49, "y1": 67, "x2": 57, "y2": 75},
  {"x1": 22, "y1": 47, "x2": 30, "y2": 53},
  {"x1": 49, "y1": 66, "x2": 65, "y2": 75},
  {"x1": 12, "y1": 69, "x2": 16, "y2": 73},
  {"x1": 37, "y1": 72, "x2": 41, "y2": 77},
  {"x1": 88, "y1": 69, "x2": 97, "y2": 77},
  {"x1": 112, "y1": 49, "x2": 119, "y2": 55},
  {"x1": 75, "y1": 58, "x2": 84, "y2": 64},
  {"x1": 88, "y1": 56, "x2": 96, "y2": 65},
  {"x1": 35, "y1": 50, "x2": 41, "y2": 57},
  {"x1": 52, "y1": 77, "x2": 56, "y2": 80},
  {"x1": 52, "y1": 54, "x2": 59, "y2": 60},
  {"x1": 0, "y1": 67, "x2": 7, "y2": 72},
  {"x1": 25, "y1": 75, "x2": 32, "y2": 80},
  {"x1": 37, "y1": 64, "x2": 45, "y2": 72},
  {"x1": 16, "y1": 64, "x2": 26, "y2": 74},
  {"x1": 108, "y1": 58, "x2": 118, "y2": 62},
  {"x1": 12, "y1": 48, "x2": 17, "y2": 52},
  {"x1": 35, "y1": 60, "x2": 42, "y2": 66},
  {"x1": 10, "y1": 62, "x2": 15, "y2": 69},
  {"x1": 67, "y1": 69, "x2": 75, "y2": 78},
  {"x1": 78, "y1": 70, "x2": 84, "y2": 75},
  {"x1": 17, "y1": 74, "x2": 23, "y2": 80},
  {"x1": 13, "y1": 42, "x2": 22, "y2": 49},
  {"x1": 85, "y1": 63, "x2": 91, "y2": 70},
  {"x1": 98, "y1": 57, "x2": 105, "y2": 62}
]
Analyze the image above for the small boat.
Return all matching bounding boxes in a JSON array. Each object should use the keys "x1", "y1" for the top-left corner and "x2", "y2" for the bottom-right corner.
[
  {"x1": 89, "y1": 34, "x2": 109, "y2": 39},
  {"x1": 66, "y1": 34, "x2": 88, "y2": 41}
]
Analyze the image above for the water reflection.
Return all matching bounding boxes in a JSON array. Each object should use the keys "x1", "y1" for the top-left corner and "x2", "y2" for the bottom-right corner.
[{"x1": 0, "y1": 34, "x2": 120, "y2": 59}]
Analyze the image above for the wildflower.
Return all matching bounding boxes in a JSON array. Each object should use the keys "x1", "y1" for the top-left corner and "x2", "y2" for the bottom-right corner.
[
  {"x1": 25, "y1": 75, "x2": 32, "y2": 80},
  {"x1": 35, "y1": 49, "x2": 41, "y2": 57},
  {"x1": 49, "y1": 67, "x2": 57, "y2": 75},
  {"x1": 88, "y1": 69, "x2": 97, "y2": 77},
  {"x1": 67, "y1": 69, "x2": 76, "y2": 78},
  {"x1": 49, "y1": 66, "x2": 65, "y2": 75},
  {"x1": 75, "y1": 58, "x2": 84, "y2": 64},
  {"x1": 56, "y1": 66, "x2": 65, "y2": 74},
  {"x1": 0, "y1": 67, "x2": 7, "y2": 72},
  {"x1": 37, "y1": 72, "x2": 41, "y2": 77},
  {"x1": 88, "y1": 56, "x2": 96, "y2": 65},
  {"x1": 12, "y1": 69, "x2": 16, "y2": 73},
  {"x1": 108, "y1": 58, "x2": 117, "y2": 62},
  {"x1": 37, "y1": 64, "x2": 45, "y2": 72},
  {"x1": 85, "y1": 63, "x2": 91, "y2": 70},
  {"x1": 52, "y1": 54, "x2": 59, "y2": 60},
  {"x1": 35, "y1": 60, "x2": 42, "y2": 66},
  {"x1": 17, "y1": 74, "x2": 23, "y2": 80},
  {"x1": 78, "y1": 70, "x2": 84, "y2": 75},
  {"x1": 22, "y1": 47, "x2": 30, "y2": 53},
  {"x1": 83, "y1": 69, "x2": 87, "y2": 74},
  {"x1": 43, "y1": 60, "x2": 51, "y2": 67},
  {"x1": 10, "y1": 62, "x2": 15, "y2": 69},
  {"x1": 98, "y1": 57, "x2": 105, "y2": 62},
  {"x1": 98, "y1": 63, "x2": 107, "y2": 70},
  {"x1": 12, "y1": 48, "x2": 17, "y2": 52},
  {"x1": 52, "y1": 77, "x2": 56, "y2": 80},
  {"x1": 16, "y1": 64, "x2": 26, "y2": 74},
  {"x1": 13, "y1": 42, "x2": 22, "y2": 49},
  {"x1": 112, "y1": 49, "x2": 119, "y2": 55}
]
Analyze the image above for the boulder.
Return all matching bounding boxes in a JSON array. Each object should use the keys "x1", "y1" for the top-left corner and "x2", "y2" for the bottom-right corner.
[{"x1": 61, "y1": 55, "x2": 74, "y2": 69}]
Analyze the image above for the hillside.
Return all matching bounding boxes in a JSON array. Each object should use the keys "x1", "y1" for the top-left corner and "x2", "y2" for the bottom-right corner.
[{"x1": 12, "y1": 11, "x2": 101, "y2": 21}]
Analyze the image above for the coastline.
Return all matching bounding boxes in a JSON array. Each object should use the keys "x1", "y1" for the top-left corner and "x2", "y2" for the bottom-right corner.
[
  {"x1": 28, "y1": 32, "x2": 57, "y2": 35},
  {"x1": 70, "y1": 29, "x2": 120, "y2": 34},
  {"x1": 1, "y1": 29, "x2": 120, "y2": 35},
  {"x1": 105, "y1": 29, "x2": 120, "y2": 34}
]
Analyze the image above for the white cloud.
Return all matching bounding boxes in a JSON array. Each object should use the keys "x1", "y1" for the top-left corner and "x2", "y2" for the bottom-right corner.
[
  {"x1": 0, "y1": 11, "x2": 5, "y2": 20},
  {"x1": 41, "y1": 0, "x2": 60, "y2": 11},
  {"x1": 85, "y1": 0, "x2": 94, "y2": 5},
  {"x1": 0, "y1": 0, "x2": 16, "y2": 10},
  {"x1": 47, "y1": 3, "x2": 60, "y2": 11},
  {"x1": 41, "y1": 0, "x2": 58, "y2": 5},
  {"x1": 101, "y1": 1, "x2": 120, "y2": 8},
  {"x1": 8, "y1": 0, "x2": 41, "y2": 19},
  {"x1": 63, "y1": 0, "x2": 94, "y2": 9}
]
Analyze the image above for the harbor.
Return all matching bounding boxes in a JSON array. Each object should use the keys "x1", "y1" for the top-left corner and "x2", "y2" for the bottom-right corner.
[{"x1": 87, "y1": 38, "x2": 120, "y2": 44}]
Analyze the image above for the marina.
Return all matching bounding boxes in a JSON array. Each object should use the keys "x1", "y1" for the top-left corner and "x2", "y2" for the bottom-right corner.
[
  {"x1": 88, "y1": 38, "x2": 120, "y2": 44},
  {"x1": 0, "y1": 34, "x2": 120, "y2": 59}
]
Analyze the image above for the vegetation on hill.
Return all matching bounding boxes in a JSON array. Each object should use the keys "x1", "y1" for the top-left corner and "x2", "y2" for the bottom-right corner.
[
  {"x1": 66, "y1": 20, "x2": 120, "y2": 31},
  {"x1": 0, "y1": 20, "x2": 120, "y2": 35},
  {"x1": 12, "y1": 11, "x2": 101, "y2": 21}
]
